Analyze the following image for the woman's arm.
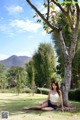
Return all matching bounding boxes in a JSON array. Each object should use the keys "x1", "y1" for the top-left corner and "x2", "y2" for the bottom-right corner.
[
  {"x1": 42, "y1": 91, "x2": 50, "y2": 104},
  {"x1": 59, "y1": 90, "x2": 64, "y2": 111}
]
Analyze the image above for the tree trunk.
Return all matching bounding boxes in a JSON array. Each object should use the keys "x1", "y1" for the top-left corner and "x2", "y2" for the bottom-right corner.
[
  {"x1": 61, "y1": 57, "x2": 72, "y2": 106},
  {"x1": 47, "y1": 79, "x2": 51, "y2": 88},
  {"x1": 58, "y1": 29, "x2": 77, "y2": 107},
  {"x1": 31, "y1": 80, "x2": 35, "y2": 96}
]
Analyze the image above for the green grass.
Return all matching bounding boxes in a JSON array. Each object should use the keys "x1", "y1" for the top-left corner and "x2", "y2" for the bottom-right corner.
[{"x1": 0, "y1": 93, "x2": 80, "y2": 120}]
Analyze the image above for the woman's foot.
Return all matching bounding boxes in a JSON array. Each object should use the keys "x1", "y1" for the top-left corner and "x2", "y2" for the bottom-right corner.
[{"x1": 22, "y1": 107, "x2": 30, "y2": 110}]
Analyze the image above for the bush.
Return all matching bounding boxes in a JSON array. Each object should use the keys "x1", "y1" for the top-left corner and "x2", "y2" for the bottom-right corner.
[
  {"x1": 37, "y1": 87, "x2": 50, "y2": 95},
  {"x1": 0, "y1": 87, "x2": 32, "y2": 93},
  {"x1": 22, "y1": 87, "x2": 31, "y2": 93},
  {"x1": 69, "y1": 89, "x2": 80, "y2": 101},
  {"x1": 0, "y1": 88, "x2": 16, "y2": 93},
  {"x1": 0, "y1": 89, "x2": 9, "y2": 93}
]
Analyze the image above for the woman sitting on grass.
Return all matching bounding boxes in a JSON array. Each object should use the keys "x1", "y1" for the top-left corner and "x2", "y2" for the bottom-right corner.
[{"x1": 23, "y1": 80, "x2": 64, "y2": 111}]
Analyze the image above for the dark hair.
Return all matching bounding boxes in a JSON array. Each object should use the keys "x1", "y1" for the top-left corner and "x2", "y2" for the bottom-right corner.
[{"x1": 51, "y1": 80, "x2": 60, "y2": 96}]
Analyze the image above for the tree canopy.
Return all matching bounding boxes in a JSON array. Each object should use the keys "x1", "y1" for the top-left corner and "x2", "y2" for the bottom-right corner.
[{"x1": 26, "y1": 0, "x2": 80, "y2": 106}]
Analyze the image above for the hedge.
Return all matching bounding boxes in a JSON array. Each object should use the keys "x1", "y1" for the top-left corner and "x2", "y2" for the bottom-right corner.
[
  {"x1": 69, "y1": 89, "x2": 80, "y2": 101},
  {"x1": 37, "y1": 88, "x2": 80, "y2": 102},
  {"x1": 37, "y1": 87, "x2": 50, "y2": 95}
]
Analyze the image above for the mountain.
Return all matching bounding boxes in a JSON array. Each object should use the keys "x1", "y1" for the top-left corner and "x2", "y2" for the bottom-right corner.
[{"x1": 0, "y1": 55, "x2": 31, "y2": 68}]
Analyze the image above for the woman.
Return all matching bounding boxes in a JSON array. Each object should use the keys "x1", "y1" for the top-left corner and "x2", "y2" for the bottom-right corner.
[{"x1": 23, "y1": 80, "x2": 64, "y2": 111}]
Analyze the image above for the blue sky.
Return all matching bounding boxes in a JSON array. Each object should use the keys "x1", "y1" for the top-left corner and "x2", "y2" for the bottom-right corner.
[{"x1": 0, "y1": 0, "x2": 53, "y2": 60}]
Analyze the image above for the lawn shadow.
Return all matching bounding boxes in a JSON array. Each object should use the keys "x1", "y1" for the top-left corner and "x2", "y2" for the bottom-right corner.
[
  {"x1": 0, "y1": 96, "x2": 46, "y2": 116},
  {"x1": 0, "y1": 94, "x2": 80, "y2": 117}
]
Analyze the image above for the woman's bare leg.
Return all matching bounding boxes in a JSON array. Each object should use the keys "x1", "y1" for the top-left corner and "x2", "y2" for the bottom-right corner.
[
  {"x1": 41, "y1": 101, "x2": 48, "y2": 108},
  {"x1": 41, "y1": 107, "x2": 53, "y2": 111},
  {"x1": 22, "y1": 101, "x2": 48, "y2": 110}
]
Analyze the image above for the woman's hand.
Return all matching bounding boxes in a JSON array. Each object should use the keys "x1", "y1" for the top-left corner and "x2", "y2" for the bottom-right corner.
[
  {"x1": 51, "y1": 101, "x2": 57, "y2": 105},
  {"x1": 61, "y1": 107, "x2": 64, "y2": 112}
]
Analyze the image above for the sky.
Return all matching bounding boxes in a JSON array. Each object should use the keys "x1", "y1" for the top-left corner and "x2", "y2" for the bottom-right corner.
[
  {"x1": 0, "y1": 0, "x2": 53, "y2": 60},
  {"x1": 0, "y1": 0, "x2": 80, "y2": 60}
]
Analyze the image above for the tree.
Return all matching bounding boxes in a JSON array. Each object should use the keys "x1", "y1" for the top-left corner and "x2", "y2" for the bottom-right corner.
[
  {"x1": 7, "y1": 67, "x2": 17, "y2": 87},
  {"x1": 72, "y1": 28, "x2": 80, "y2": 88},
  {"x1": 53, "y1": 13, "x2": 71, "y2": 78},
  {"x1": 26, "y1": 59, "x2": 35, "y2": 95},
  {"x1": 26, "y1": 0, "x2": 80, "y2": 106},
  {"x1": 7, "y1": 66, "x2": 27, "y2": 88},
  {"x1": 26, "y1": 43, "x2": 56, "y2": 91},
  {"x1": 33, "y1": 43, "x2": 56, "y2": 88},
  {"x1": 53, "y1": 15, "x2": 80, "y2": 88},
  {"x1": 0, "y1": 64, "x2": 7, "y2": 89},
  {"x1": 16, "y1": 68, "x2": 22, "y2": 94},
  {"x1": 72, "y1": 49, "x2": 80, "y2": 88}
]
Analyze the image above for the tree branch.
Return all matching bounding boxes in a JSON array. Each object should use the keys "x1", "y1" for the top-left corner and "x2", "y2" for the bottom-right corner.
[
  {"x1": 51, "y1": 0, "x2": 73, "y2": 29},
  {"x1": 66, "y1": 4, "x2": 71, "y2": 14},
  {"x1": 47, "y1": 0, "x2": 50, "y2": 21},
  {"x1": 26, "y1": 0, "x2": 69, "y2": 56},
  {"x1": 51, "y1": 0, "x2": 67, "y2": 14},
  {"x1": 69, "y1": 27, "x2": 78, "y2": 60},
  {"x1": 26, "y1": 0, "x2": 58, "y2": 32},
  {"x1": 57, "y1": 30, "x2": 69, "y2": 58},
  {"x1": 74, "y1": 0, "x2": 80, "y2": 29}
]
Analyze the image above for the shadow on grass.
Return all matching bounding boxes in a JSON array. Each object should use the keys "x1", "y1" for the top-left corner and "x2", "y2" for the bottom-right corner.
[
  {"x1": 0, "y1": 97, "x2": 45, "y2": 115},
  {"x1": 0, "y1": 94, "x2": 80, "y2": 117},
  {"x1": 69, "y1": 101, "x2": 80, "y2": 113}
]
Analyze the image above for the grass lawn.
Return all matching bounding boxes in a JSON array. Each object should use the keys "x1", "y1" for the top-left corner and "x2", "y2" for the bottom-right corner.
[{"x1": 0, "y1": 93, "x2": 80, "y2": 120}]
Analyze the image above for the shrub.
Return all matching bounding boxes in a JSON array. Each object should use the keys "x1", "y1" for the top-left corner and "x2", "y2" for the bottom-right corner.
[
  {"x1": 69, "y1": 89, "x2": 80, "y2": 101},
  {"x1": 0, "y1": 89, "x2": 9, "y2": 93},
  {"x1": 22, "y1": 87, "x2": 31, "y2": 93},
  {"x1": 37, "y1": 87, "x2": 50, "y2": 95},
  {"x1": 0, "y1": 87, "x2": 32, "y2": 93}
]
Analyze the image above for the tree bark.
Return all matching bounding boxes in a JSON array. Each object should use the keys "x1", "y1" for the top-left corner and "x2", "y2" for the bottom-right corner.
[
  {"x1": 61, "y1": 58, "x2": 72, "y2": 106},
  {"x1": 57, "y1": 29, "x2": 77, "y2": 106}
]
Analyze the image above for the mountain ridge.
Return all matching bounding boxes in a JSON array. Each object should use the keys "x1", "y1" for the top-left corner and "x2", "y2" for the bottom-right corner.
[{"x1": 0, "y1": 55, "x2": 30, "y2": 68}]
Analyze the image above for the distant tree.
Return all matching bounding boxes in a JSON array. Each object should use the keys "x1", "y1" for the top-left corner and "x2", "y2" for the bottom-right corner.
[
  {"x1": 26, "y1": 59, "x2": 35, "y2": 95},
  {"x1": 7, "y1": 67, "x2": 17, "y2": 87},
  {"x1": 16, "y1": 68, "x2": 22, "y2": 94},
  {"x1": 33, "y1": 43, "x2": 56, "y2": 88},
  {"x1": 0, "y1": 64, "x2": 7, "y2": 89},
  {"x1": 7, "y1": 66, "x2": 27, "y2": 88}
]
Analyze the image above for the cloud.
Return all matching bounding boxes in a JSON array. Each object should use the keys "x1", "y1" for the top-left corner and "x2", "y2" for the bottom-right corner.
[
  {"x1": 0, "y1": 54, "x2": 9, "y2": 60},
  {"x1": 12, "y1": 51, "x2": 33, "y2": 57},
  {"x1": 41, "y1": 31, "x2": 47, "y2": 36},
  {"x1": 0, "y1": 24, "x2": 14, "y2": 36},
  {"x1": 0, "y1": 18, "x2": 42, "y2": 35},
  {"x1": 6, "y1": 6, "x2": 23, "y2": 14},
  {"x1": 0, "y1": 51, "x2": 33, "y2": 60},
  {"x1": 10, "y1": 19, "x2": 42, "y2": 32}
]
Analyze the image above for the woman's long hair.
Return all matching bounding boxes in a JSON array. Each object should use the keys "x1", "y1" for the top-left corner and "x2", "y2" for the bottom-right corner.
[{"x1": 51, "y1": 80, "x2": 60, "y2": 96}]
